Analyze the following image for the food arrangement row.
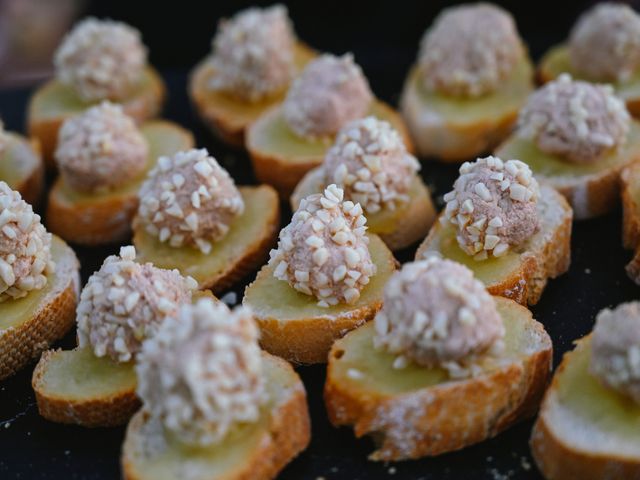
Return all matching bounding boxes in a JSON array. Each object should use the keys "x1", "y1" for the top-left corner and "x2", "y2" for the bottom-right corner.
[{"x1": 2, "y1": 2, "x2": 640, "y2": 479}]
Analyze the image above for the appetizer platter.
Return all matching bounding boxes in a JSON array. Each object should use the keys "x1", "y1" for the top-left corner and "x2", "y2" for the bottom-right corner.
[{"x1": 2, "y1": 2, "x2": 640, "y2": 479}]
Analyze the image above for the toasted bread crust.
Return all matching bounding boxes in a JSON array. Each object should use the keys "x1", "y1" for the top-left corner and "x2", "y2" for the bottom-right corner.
[
  {"x1": 47, "y1": 179, "x2": 139, "y2": 246},
  {"x1": 622, "y1": 164, "x2": 640, "y2": 250},
  {"x1": 121, "y1": 354, "x2": 311, "y2": 480},
  {"x1": 246, "y1": 236, "x2": 399, "y2": 365},
  {"x1": 257, "y1": 302, "x2": 382, "y2": 365},
  {"x1": 247, "y1": 103, "x2": 414, "y2": 199},
  {"x1": 32, "y1": 349, "x2": 140, "y2": 427},
  {"x1": 530, "y1": 337, "x2": 640, "y2": 480},
  {"x1": 0, "y1": 239, "x2": 79, "y2": 380},
  {"x1": 324, "y1": 308, "x2": 552, "y2": 461},
  {"x1": 27, "y1": 68, "x2": 166, "y2": 168},
  {"x1": 415, "y1": 189, "x2": 572, "y2": 305}
]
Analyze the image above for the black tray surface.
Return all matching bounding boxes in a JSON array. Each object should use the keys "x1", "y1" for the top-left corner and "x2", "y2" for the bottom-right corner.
[{"x1": 1, "y1": 2, "x2": 637, "y2": 477}]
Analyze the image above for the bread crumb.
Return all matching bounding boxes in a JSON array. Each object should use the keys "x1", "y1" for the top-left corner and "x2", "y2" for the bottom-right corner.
[{"x1": 388, "y1": 466, "x2": 397, "y2": 474}]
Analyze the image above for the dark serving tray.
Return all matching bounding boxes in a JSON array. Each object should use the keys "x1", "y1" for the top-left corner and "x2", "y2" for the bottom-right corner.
[{"x1": 0, "y1": 47, "x2": 637, "y2": 480}]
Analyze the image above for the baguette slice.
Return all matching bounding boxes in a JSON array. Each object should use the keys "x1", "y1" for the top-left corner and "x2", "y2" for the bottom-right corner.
[
  {"x1": 246, "y1": 102, "x2": 413, "y2": 198},
  {"x1": 243, "y1": 235, "x2": 398, "y2": 364},
  {"x1": 32, "y1": 347, "x2": 138, "y2": 427},
  {"x1": 495, "y1": 122, "x2": 640, "y2": 220},
  {"x1": 531, "y1": 336, "x2": 640, "y2": 479},
  {"x1": 188, "y1": 42, "x2": 316, "y2": 147},
  {"x1": 46, "y1": 121, "x2": 194, "y2": 246},
  {"x1": 1, "y1": 133, "x2": 44, "y2": 206},
  {"x1": 416, "y1": 185, "x2": 572, "y2": 306},
  {"x1": 0, "y1": 236, "x2": 79, "y2": 380},
  {"x1": 538, "y1": 45, "x2": 640, "y2": 117},
  {"x1": 32, "y1": 291, "x2": 215, "y2": 427},
  {"x1": 325, "y1": 296, "x2": 552, "y2": 461},
  {"x1": 399, "y1": 56, "x2": 534, "y2": 162},
  {"x1": 27, "y1": 67, "x2": 166, "y2": 168},
  {"x1": 291, "y1": 167, "x2": 436, "y2": 251},
  {"x1": 134, "y1": 185, "x2": 279, "y2": 294},
  {"x1": 122, "y1": 352, "x2": 311, "y2": 480}
]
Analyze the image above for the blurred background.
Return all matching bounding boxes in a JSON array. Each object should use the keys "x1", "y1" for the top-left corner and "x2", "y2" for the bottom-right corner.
[{"x1": 0, "y1": 0, "x2": 636, "y2": 92}]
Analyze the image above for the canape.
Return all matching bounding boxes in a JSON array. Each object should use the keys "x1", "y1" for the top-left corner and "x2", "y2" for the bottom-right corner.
[
  {"x1": 244, "y1": 184, "x2": 397, "y2": 364},
  {"x1": 291, "y1": 116, "x2": 436, "y2": 251},
  {"x1": 496, "y1": 74, "x2": 640, "y2": 219},
  {"x1": 325, "y1": 258, "x2": 552, "y2": 461},
  {"x1": 416, "y1": 156, "x2": 572, "y2": 305},
  {"x1": 46, "y1": 102, "x2": 194, "y2": 245},
  {"x1": 538, "y1": 3, "x2": 640, "y2": 116},
  {"x1": 0, "y1": 182, "x2": 79, "y2": 380},
  {"x1": 32, "y1": 246, "x2": 198, "y2": 427},
  {"x1": 189, "y1": 4, "x2": 315, "y2": 146},
  {"x1": 121, "y1": 298, "x2": 310, "y2": 480},
  {"x1": 246, "y1": 53, "x2": 412, "y2": 197},
  {"x1": 532, "y1": 302, "x2": 640, "y2": 479},
  {"x1": 400, "y1": 3, "x2": 534, "y2": 162},
  {"x1": 0, "y1": 120, "x2": 44, "y2": 206},
  {"x1": 28, "y1": 17, "x2": 166, "y2": 166},
  {"x1": 132, "y1": 148, "x2": 279, "y2": 293}
]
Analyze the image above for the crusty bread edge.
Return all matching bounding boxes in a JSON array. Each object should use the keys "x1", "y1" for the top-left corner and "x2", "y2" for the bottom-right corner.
[
  {"x1": 0, "y1": 238, "x2": 79, "y2": 380},
  {"x1": 415, "y1": 188, "x2": 572, "y2": 306},
  {"x1": 27, "y1": 68, "x2": 166, "y2": 169},
  {"x1": 324, "y1": 303, "x2": 552, "y2": 461},
  {"x1": 32, "y1": 349, "x2": 140, "y2": 427},
  {"x1": 121, "y1": 354, "x2": 311, "y2": 480}
]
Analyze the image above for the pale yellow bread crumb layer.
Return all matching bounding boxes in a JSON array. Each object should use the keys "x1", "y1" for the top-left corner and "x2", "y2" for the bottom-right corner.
[
  {"x1": 538, "y1": 44, "x2": 640, "y2": 117},
  {"x1": 0, "y1": 236, "x2": 79, "y2": 380},
  {"x1": 243, "y1": 234, "x2": 398, "y2": 365},
  {"x1": 496, "y1": 122, "x2": 640, "y2": 220},
  {"x1": 246, "y1": 102, "x2": 414, "y2": 199},
  {"x1": 531, "y1": 336, "x2": 640, "y2": 479},
  {"x1": 416, "y1": 185, "x2": 572, "y2": 306},
  {"x1": 291, "y1": 167, "x2": 436, "y2": 251},
  {"x1": 46, "y1": 121, "x2": 194, "y2": 246},
  {"x1": 27, "y1": 66, "x2": 166, "y2": 168},
  {"x1": 400, "y1": 56, "x2": 534, "y2": 162},
  {"x1": 189, "y1": 42, "x2": 316, "y2": 147},
  {"x1": 0, "y1": 133, "x2": 44, "y2": 206},
  {"x1": 32, "y1": 347, "x2": 138, "y2": 427},
  {"x1": 134, "y1": 185, "x2": 280, "y2": 294},
  {"x1": 122, "y1": 352, "x2": 311, "y2": 480},
  {"x1": 325, "y1": 297, "x2": 552, "y2": 461}
]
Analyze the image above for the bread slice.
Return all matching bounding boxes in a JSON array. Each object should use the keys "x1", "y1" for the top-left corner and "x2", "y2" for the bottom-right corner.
[
  {"x1": 531, "y1": 335, "x2": 640, "y2": 479},
  {"x1": 134, "y1": 185, "x2": 279, "y2": 294},
  {"x1": 121, "y1": 351, "x2": 311, "y2": 480},
  {"x1": 32, "y1": 347, "x2": 138, "y2": 427},
  {"x1": 46, "y1": 121, "x2": 194, "y2": 246},
  {"x1": 0, "y1": 236, "x2": 79, "y2": 380},
  {"x1": 325, "y1": 296, "x2": 552, "y2": 461},
  {"x1": 620, "y1": 163, "x2": 640, "y2": 283},
  {"x1": 243, "y1": 234, "x2": 398, "y2": 365},
  {"x1": 27, "y1": 67, "x2": 166, "y2": 168},
  {"x1": 291, "y1": 167, "x2": 436, "y2": 251},
  {"x1": 538, "y1": 44, "x2": 640, "y2": 117},
  {"x1": 416, "y1": 185, "x2": 571, "y2": 306},
  {"x1": 246, "y1": 102, "x2": 413, "y2": 198},
  {"x1": 1, "y1": 133, "x2": 44, "y2": 206},
  {"x1": 32, "y1": 291, "x2": 215, "y2": 428},
  {"x1": 399, "y1": 57, "x2": 534, "y2": 162},
  {"x1": 189, "y1": 42, "x2": 316, "y2": 147},
  {"x1": 496, "y1": 121, "x2": 640, "y2": 220}
]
